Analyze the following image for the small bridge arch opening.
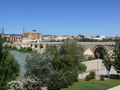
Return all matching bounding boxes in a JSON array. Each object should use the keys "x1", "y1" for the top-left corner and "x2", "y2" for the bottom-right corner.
[
  {"x1": 40, "y1": 44, "x2": 44, "y2": 49},
  {"x1": 35, "y1": 44, "x2": 38, "y2": 48},
  {"x1": 30, "y1": 44, "x2": 33, "y2": 47},
  {"x1": 93, "y1": 45, "x2": 108, "y2": 59}
]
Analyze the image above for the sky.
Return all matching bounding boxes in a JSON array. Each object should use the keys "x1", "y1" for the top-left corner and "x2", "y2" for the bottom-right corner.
[{"x1": 0, "y1": 0, "x2": 120, "y2": 36}]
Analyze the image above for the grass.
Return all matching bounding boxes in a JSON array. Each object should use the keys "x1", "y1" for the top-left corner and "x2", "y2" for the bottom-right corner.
[{"x1": 61, "y1": 79, "x2": 120, "y2": 90}]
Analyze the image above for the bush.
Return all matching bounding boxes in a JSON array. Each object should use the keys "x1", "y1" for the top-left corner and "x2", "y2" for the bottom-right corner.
[
  {"x1": 64, "y1": 71, "x2": 74, "y2": 86},
  {"x1": 87, "y1": 56, "x2": 95, "y2": 60},
  {"x1": 7, "y1": 81, "x2": 23, "y2": 90},
  {"x1": 47, "y1": 72, "x2": 63, "y2": 90},
  {"x1": 22, "y1": 78, "x2": 41, "y2": 90},
  {"x1": 85, "y1": 75, "x2": 91, "y2": 81},
  {"x1": 85, "y1": 71, "x2": 96, "y2": 81},
  {"x1": 26, "y1": 47, "x2": 32, "y2": 51},
  {"x1": 100, "y1": 75, "x2": 104, "y2": 81},
  {"x1": 89, "y1": 71, "x2": 95, "y2": 79},
  {"x1": 60, "y1": 76, "x2": 69, "y2": 88},
  {"x1": 47, "y1": 70, "x2": 78, "y2": 90}
]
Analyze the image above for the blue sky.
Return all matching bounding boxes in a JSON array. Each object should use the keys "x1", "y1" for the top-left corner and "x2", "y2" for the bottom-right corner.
[{"x1": 0, "y1": 0, "x2": 120, "y2": 36}]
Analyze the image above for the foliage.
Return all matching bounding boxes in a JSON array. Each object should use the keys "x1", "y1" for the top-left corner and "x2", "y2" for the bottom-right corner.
[
  {"x1": 0, "y1": 35, "x2": 20, "y2": 89},
  {"x1": 22, "y1": 78, "x2": 41, "y2": 90},
  {"x1": 47, "y1": 70, "x2": 78, "y2": 90},
  {"x1": 85, "y1": 75, "x2": 92, "y2": 81},
  {"x1": 46, "y1": 45, "x2": 58, "y2": 55},
  {"x1": 50, "y1": 40, "x2": 86, "y2": 72},
  {"x1": 47, "y1": 72, "x2": 63, "y2": 90},
  {"x1": 10, "y1": 46, "x2": 32, "y2": 52},
  {"x1": 87, "y1": 56, "x2": 95, "y2": 60},
  {"x1": 7, "y1": 81, "x2": 23, "y2": 90},
  {"x1": 89, "y1": 71, "x2": 96, "y2": 79},
  {"x1": 99, "y1": 75, "x2": 104, "y2": 81},
  {"x1": 24, "y1": 52, "x2": 53, "y2": 79},
  {"x1": 19, "y1": 47, "x2": 32, "y2": 52},
  {"x1": 85, "y1": 71, "x2": 96, "y2": 81},
  {"x1": 113, "y1": 36, "x2": 120, "y2": 74},
  {"x1": 102, "y1": 50, "x2": 112, "y2": 78}
]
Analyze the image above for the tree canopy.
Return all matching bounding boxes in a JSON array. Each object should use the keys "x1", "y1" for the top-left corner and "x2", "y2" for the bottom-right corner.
[{"x1": 0, "y1": 35, "x2": 20, "y2": 89}]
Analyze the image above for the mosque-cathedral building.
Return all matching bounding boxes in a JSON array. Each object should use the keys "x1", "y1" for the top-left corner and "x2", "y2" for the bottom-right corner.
[{"x1": 10, "y1": 29, "x2": 42, "y2": 43}]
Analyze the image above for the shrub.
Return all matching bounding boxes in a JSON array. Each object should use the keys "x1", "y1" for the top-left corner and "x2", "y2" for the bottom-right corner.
[
  {"x1": 89, "y1": 71, "x2": 95, "y2": 79},
  {"x1": 26, "y1": 47, "x2": 32, "y2": 51},
  {"x1": 47, "y1": 70, "x2": 78, "y2": 90},
  {"x1": 22, "y1": 78, "x2": 41, "y2": 90},
  {"x1": 7, "y1": 81, "x2": 23, "y2": 90},
  {"x1": 72, "y1": 70, "x2": 78, "y2": 82},
  {"x1": 100, "y1": 75, "x2": 104, "y2": 81},
  {"x1": 87, "y1": 56, "x2": 95, "y2": 60},
  {"x1": 64, "y1": 71, "x2": 74, "y2": 86},
  {"x1": 60, "y1": 76, "x2": 69, "y2": 88},
  {"x1": 47, "y1": 72, "x2": 63, "y2": 90},
  {"x1": 85, "y1": 71, "x2": 96, "y2": 81},
  {"x1": 85, "y1": 75, "x2": 91, "y2": 81}
]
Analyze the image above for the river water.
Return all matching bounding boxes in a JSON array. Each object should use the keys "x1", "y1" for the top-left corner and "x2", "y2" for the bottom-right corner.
[{"x1": 10, "y1": 50, "x2": 29, "y2": 81}]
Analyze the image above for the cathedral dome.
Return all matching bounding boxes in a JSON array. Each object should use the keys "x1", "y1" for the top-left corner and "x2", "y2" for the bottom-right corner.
[{"x1": 32, "y1": 30, "x2": 37, "y2": 33}]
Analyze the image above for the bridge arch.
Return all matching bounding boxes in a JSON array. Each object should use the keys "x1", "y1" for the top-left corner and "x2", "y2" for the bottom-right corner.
[
  {"x1": 30, "y1": 44, "x2": 33, "y2": 47},
  {"x1": 93, "y1": 45, "x2": 108, "y2": 59},
  {"x1": 35, "y1": 44, "x2": 38, "y2": 48},
  {"x1": 79, "y1": 44, "x2": 85, "y2": 52},
  {"x1": 40, "y1": 44, "x2": 44, "y2": 49}
]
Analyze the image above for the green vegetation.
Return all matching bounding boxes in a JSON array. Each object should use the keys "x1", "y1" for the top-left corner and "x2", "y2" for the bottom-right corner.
[
  {"x1": 102, "y1": 51, "x2": 112, "y2": 78},
  {"x1": 47, "y1": 70, "x2": 78, "y2": 90},
  {"x1": 24, "y1": 40, "x2": 86, "y2": 90},
  {"x1": 102, "y1": 36, "x2": 120, "y2": 78},
  {"x1": 10, "y1": 46, "x2": 32, "y2": 53},
  {"x1": 99, "y1": 75, "x2": 105, "y2": 81},
  {"x1": 113, "y1": 37, "x2": 120, "y2": 74},
  {"x1": 61, "y1": 79, "x2": 120, "y2": 90},
  {"x1": 85, "y1": 71, "x2": 96, "y2": 81},
  {"x1": 0, "y1": 35, "x2": 20, "y2": 89},
  {"x1": 47, "y1": 40, "x2": 86, "y2": 73},
  {"x1": 25, "y1": 52, "x2": 53, "y2": 80}
]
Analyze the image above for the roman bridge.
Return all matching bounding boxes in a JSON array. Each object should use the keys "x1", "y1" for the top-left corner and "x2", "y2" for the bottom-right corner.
[{"x1": 14, "y1": 42, "x2": 115, "y2": 59}]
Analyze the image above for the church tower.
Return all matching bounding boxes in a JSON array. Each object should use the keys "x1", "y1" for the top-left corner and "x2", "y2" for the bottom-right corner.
[{"x1": 22, "y1": 28, "x2": 25, "y2": 36}]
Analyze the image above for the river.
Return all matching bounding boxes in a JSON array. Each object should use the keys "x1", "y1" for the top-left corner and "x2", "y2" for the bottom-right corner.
[{"x1": 10, "y1": 50, "x2": 29, "y2": 81}]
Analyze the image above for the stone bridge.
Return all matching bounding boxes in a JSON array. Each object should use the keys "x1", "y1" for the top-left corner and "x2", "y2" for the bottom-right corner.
[{"x1": 14, "y1": 42, "x2": 115, "y2": 59}]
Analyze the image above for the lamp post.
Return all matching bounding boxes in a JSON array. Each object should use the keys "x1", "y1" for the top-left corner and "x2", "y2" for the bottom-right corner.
[{"x1": 96, "y1": 52, "x2": 100, "y2": 76}]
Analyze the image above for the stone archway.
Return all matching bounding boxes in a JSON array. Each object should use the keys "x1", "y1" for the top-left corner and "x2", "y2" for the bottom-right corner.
[
  {"x1": 30, "y1": 44, "x2": 33, "y2": 47},
  {"x1": 35, "y1": 44, "x2": 38, "y2": 48},
  {"x1": 40, "y1": 44, "x2": 44, "y2": 49},
  {"x1": 93, "y1": 45, "x2": 108, "y2": 59},
  {"x1": 79, "y1": 45, "x2": 85, "y2": 53}
]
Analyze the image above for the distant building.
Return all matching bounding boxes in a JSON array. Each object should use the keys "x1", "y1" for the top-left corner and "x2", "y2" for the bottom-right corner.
[
  {"x1": 43, "y1": 36, "x2": 55, "y2": 41},
  {"x1": 10, "y1": 29, "x2": 42, "y2": 43},
  {"x1": 55, "y1": 36, "x2": 68, "y2": 41}
]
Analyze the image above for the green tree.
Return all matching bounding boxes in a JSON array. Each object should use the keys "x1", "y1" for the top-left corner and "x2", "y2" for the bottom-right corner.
[
  {"x1": 102, "y1": 51, "x2": 112, "y2": 78},
  {"x1": 113, "y1": 36, "x2": 120, "y2": 78},
  {"x1": 52, "y1": 40, "x2": 86, "y2": 72},
  {"x1": 0, "y1": 35, "x2": 20, "y2": 89},
  {"x1": 25, "y1": 52, "x2": 53, "y2": 80}
]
